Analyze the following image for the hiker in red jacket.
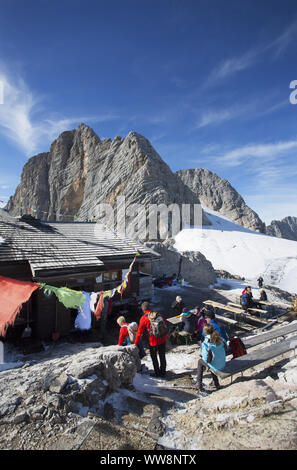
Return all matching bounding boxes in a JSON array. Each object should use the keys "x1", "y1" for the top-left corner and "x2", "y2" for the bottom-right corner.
[
  {"x1": 117, "y1": 316, "x2": 130, "y2": 346},
  {"x1": 135, "y1": 310, "x2": 168, "y2": 378}
]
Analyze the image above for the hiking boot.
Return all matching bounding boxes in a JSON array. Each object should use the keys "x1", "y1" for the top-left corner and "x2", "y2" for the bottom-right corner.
[
  {"x1": 193, "y1": 383, "x2": 209, "y2": 397},
  {"x1": 150, "y1": 372, "x2": 161, "y2": 378},
  {"x1": 158, "y1": 372, "x2": 167, "y2": 379},
  {"x1": 207, "y1": 379, "x2": 220, "y2": 390},
  {"x1": 140, "y1": 364, "x2": 149, "y2": 374}
]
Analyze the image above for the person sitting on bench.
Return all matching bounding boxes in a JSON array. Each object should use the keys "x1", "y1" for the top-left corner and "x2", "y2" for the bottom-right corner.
[
  {"x1": 201, "y1": 311, "x2": 227, "y2": 341},
  {"x1": 171, "y1": 296, "x2": 185, "y2": 316},
  {"x1": 241, "y1": 287, "x2": 255, "y2": 311},
  {"x1": 259, "y1": 289, "x2": 268, "y2": 301},
  {"x1": 195, "y1": 324, "x2": 227, "y2": 393},
  {"x1": 180, "y1": 308, "x2": 197, "y2": 334},
  {"x1": 195, "y1": 306, "x2": 207, "y2": 341}
]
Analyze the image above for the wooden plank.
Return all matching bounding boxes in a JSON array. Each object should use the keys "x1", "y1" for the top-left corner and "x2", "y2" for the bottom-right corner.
[
  {"x1": 167, "y1": 316, "x2": 182, "y2": 325},
  {"x1": 228, "y1": 302, "x2": 243, "y2": 309},
  {"x1": 214, "y1": 314, "x2": 238, "y2": 326},
  {"x1": 203, "y1": 300, "x2": 243, "y2": 315},
  {"x1": 215, "y1": 334, "x2": 297, "y2": 379},
  {"x1": 203, "y1": 300, "x2": 268, "y2": 325},
  {"x1": 241, "y1": 313, "x2": 269, "y2": 325},
  {"x1": 243, "y1": 322, "x2": 297, "y2": 349},
  {"x1": 258, "y1": 301, "x2": 273, "y2": 306}
]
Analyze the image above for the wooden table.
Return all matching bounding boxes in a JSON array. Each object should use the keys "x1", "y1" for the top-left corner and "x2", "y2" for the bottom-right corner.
[
  {"x1": 167, "y1": 315, "x2": 182, "y2": 325},
  {"x1": 203, "y1": 300, "x2": 268, "y2": 326}
]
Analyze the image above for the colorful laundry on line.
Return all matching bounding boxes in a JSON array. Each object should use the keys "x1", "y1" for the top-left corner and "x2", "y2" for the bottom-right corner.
[
  {"x1": 75, "y1": 292, "x2": 92, "y2": 330},
  {"x1": 39, "y1": 284, "x2": 86, "y2": 310}
]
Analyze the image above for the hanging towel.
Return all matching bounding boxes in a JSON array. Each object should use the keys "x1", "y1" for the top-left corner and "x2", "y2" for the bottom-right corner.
[
  {"x1": 94, "y1": 291, "x2": 104, "y2": 320},
  {"x1": 90, "y1": 292, "x2": 99, "y2": 313},
  {"x1": 75, "y1": 292, "x2": 92, "y2": 330},
  {"x1": 0, "y1": 276, "x2": 39, "y2": 337}
]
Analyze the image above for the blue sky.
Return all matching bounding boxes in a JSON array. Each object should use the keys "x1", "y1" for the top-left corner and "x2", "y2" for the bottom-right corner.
[{"x1": 1, "y1": 0, "x2": 297, "y2": 224}]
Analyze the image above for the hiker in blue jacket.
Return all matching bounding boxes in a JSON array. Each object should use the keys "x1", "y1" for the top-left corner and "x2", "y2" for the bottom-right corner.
[
  {"x1": 201, "y1": 311, "x2": 227, "y2": 341},
  {"x1": 195, "y1": 323, "x2": 227, "y2": 393}
]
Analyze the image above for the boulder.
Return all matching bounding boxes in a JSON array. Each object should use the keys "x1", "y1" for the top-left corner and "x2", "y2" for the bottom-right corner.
[{"x1": 146, "y1": 240, "x2": 216, "y2": 287}]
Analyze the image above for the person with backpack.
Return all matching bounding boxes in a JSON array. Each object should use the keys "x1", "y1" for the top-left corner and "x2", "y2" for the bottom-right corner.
[
  {"x1": 117, "y1": 316, "x2": 131, "y2": 346},
  {"x1": 134, "y1": 310, "x2": 168, "y2": 378},
  {"x1": 240, "y1": 286, "x2": 254, "y2": 310},
  {"x1": 117, "y1": 316, "x2": 146, "y2": 359},
  {"x1": 257, "y1": 276, "x2": 264, "y2": 288},
  {"x1": 195, "y1": 323, "x2": 227, "y2": 394}
]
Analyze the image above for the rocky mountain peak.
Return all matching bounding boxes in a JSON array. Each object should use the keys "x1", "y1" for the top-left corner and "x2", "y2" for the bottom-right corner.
[
  {"x1": 7, "y1": 125, "x2": 208, "y2": 239},
  {"x1": 177, "y1": 168, "x2": 265, "y2": 233},
  {"x1": 266, "y1": 216, "x2": 297, "y2": 241}
]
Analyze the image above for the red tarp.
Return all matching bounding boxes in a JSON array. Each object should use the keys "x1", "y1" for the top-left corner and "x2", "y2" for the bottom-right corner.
[{"x1": 0, "y1": 276, "x2": 39, "y2": 337}]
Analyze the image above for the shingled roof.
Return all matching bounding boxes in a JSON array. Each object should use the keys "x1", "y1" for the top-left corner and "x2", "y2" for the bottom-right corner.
[{"x1": 0, "y1": 211, "x2": 158, "y2": 279}]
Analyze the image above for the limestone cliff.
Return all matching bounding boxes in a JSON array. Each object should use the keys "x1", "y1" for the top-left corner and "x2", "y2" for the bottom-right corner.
[
  {"x1": 177, "y1": 168, "x2": 265, "y2": 233},
  {"x1": 7, "y1": 124, "x2": 208, "y2": 240}
]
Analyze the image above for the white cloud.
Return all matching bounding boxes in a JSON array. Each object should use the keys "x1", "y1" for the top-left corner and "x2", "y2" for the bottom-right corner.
[
  {"x1": 216, "y1": 140, "x2": 297, "y2": 167},
  {"x1": 0, "y1": 66, "x2": 118, "y2": 156}
]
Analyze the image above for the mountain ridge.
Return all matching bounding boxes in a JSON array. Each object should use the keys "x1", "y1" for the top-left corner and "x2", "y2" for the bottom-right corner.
[{"x1": 6, "y1": 123, "x2": 294, "y2": 240}]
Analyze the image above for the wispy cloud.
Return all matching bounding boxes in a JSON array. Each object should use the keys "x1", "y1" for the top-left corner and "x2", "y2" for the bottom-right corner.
[
  {"x1": 215, "y1": 140, "x2": 297, "y2": 167},
  {"x1": 0, "y1": 65, "x2": 118, "y2": 156},
  {"x1": 207, "y1": 20, "x2": 297, "y2": 85},
  {"x1": 272, "y1": 20, "x2": 297, "y2": 59},
  {"x1": 194, "y1": 93, "x2": 289, "y2": 129}
]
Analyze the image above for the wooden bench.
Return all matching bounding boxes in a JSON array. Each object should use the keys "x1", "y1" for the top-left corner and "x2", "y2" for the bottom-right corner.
[
  {"x1": 213, "y1": 334, "x2": 297, "y2": 382},
  {"x1": 203, "y1": 300, "x2": 243, "y2": 316},
  {"x1": 258, "y1": 300, "x2": 273, "y2": 307},
  {"x1": 204, "y1": 300, "x2": 268, "y2": 326},
  {"x1": 228, "y1": 302, "x2": 244, "y2": 309},
  {"x1": 214, "y1": 314, "x2": 238, "y2": 327},
  {"x1": 247, "y1": 307, "x2": 269, "y2": 320},
  {"x1": 178, "y1": 330, "x2": 193, "y2": 345},
  {"x1": 229, "y1": 302, "x2": 267, "y2": 315},
  {"x1": 243, "y1": 322, "x2": 297, "y2": 349}
]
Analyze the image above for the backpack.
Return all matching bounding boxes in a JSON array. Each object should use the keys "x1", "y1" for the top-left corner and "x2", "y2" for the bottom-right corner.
[
  {"x1": 241, "y1": 293, "x2": 249, "y2": 306},
  {"x1": 229, "y1": 337, "x2": 247, "y2": 359},
  {"x1": 148, "y1": 311, "x2": 167, "y2": 339},
  {"x1": 127, "y1": 322, "x2": 138, "y2": 343}
]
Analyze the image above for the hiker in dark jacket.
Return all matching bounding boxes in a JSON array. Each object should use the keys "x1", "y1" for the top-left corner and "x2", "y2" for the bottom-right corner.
[
  {"x1": 259, "y1": 289, "x2": 267, "y2": 301},
  {"x1": 257, "y1": 276, "x2": 264, "y2": 288},
  {"x1": 180, "y1": 308, "x2": 197, "y2": 333},
  {"x1": 171, "y1": 296, "x2": 185, "y2": 316}
]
